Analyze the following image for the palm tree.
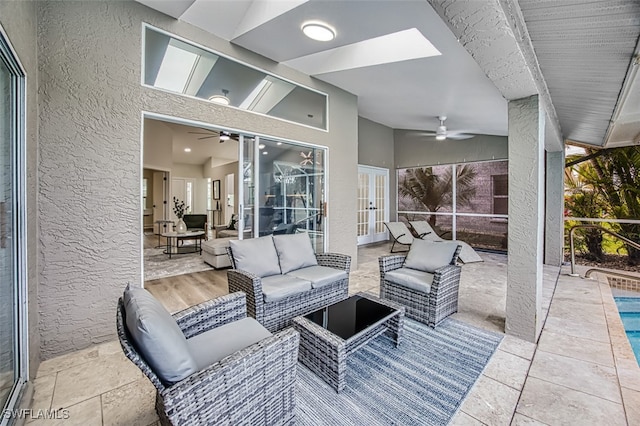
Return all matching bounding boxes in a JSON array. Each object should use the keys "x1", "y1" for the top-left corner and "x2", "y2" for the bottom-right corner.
[
  {"x1": 565, "y1": 146, "x2": 640, "y2": 265},
  {"x1": 588, "y1": 147, "x2": 640, "y2": 265},
  {"x1": 398, "y1": 165, "x2": 477, "y2": 226}
]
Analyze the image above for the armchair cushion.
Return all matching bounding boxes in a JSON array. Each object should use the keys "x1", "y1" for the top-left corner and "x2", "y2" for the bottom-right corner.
[
  {"x1": 123, "y1": 286, "x2": 197, "y2": 385},
  {"x1": 261, "y1": 275, "x2": 312, "y2": 302},
  {"x1": 384, "y1": 268, "x2": 434, "y2": 293},
  {"x1": 404, "y1": 240, "x2": 458, "y2": 273},
  {"x1": 287, "y1": 265, "x2": 348, "y2": 289},
  {"x1": 229, "y1": 236, "x2": 281, "y2": 277},
  {"x1": 273, "y1": 233, "x2": 318, "y2": 274},
  {"x1": 187, "y1": 317, "x2": 272, "y2": 370}
]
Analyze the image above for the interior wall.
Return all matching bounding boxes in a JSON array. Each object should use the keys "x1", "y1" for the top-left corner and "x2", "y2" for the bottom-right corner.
[
  {"x1": 143, "y1": 119, "x2": 172, "y2": 171},
  {"x1": 0, "y1": 1, "x2": 40, "y2": 378},
  {"x1": 37, "y1": 1, "x2": 358, "y2": 358},
  {"x1": 394, "y1": 130, "x2": 508, "y2": 168},
  {"x1": 358, "y1": 117, "x2": 396, "y2": 220}
]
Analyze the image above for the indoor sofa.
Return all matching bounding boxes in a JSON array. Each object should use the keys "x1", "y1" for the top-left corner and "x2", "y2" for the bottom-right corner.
[{"x1": 226, "y1": 233, "x2": 351, "y2": 332}]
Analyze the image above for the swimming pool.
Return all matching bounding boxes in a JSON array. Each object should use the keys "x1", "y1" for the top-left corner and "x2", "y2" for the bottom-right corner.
[{"x1": 614, "y1": 297, "x2": 640, "y2": 365}]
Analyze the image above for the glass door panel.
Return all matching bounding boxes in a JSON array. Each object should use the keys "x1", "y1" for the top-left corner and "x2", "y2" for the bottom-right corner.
[
  {"x1": 0, "y1": 51, "x2": 15, "y2": 410},
  {"x1": 0, "y1": 32, "x2": 27, "y2": 417},
  {"x1": 241, "y1": 135, "x2": 254, "y2": 239},
  {"x1": 357, "y1": 166, "x2": 389, "y2": 245},
  {"x1": 255, "y1": 139, "x2": 325, "y2": 252}
]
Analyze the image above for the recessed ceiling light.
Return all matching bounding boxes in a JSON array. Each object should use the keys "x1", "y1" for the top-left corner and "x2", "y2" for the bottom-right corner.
[
  {"x1": 258, "y1": 144, "x2": 266, "y2": 150},
  {"x1": 184, "y1": 148, "x2": 191, "y2": 152},
  {"x1": 302, "y1": 22, "x2": 335, "y2": 42},
  {"x1": 277, "y1": 142, "x2": 282, "y2": 146},
  {"x1": 262, "y1": 151, "x2": 268, "y2": 155}
]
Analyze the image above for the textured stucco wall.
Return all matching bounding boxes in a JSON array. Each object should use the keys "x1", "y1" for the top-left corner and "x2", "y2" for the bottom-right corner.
[
  {"x1": 506, "y1": 95, "x2": 544, "y2": 342},
  {"x1": 37, "y1": 1, "x2": 358, "y2": 358},
  {"x1": 544, "y1": 150, "x2": 565, "y2": 266},
  {"x1": 0, "y1": 0, "x2": 40, "y2": 378},
  {"x1": 394, "y1": 131, "x2": 508, "y2": 168},
  {"x1": 358, "y1": 117, "x2": 396, "y2": 220}
]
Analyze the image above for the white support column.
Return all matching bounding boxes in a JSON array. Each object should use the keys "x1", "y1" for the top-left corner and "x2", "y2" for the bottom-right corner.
[
  {"x1": 545, "y1": 150, "x2": 565, "y2": 266},
  {"x1": 506, "y1": 95, "x2": 545, "y2": 342}
]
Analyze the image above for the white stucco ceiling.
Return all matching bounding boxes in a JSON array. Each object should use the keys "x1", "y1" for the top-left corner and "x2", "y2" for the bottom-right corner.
[{"x1": 137, "y1": 0, "x2": 640, "y2": 148}]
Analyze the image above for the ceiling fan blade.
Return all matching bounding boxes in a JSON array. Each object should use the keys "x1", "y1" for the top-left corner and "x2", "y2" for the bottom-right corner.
[
  {"x1": 408, "y1": 131, "x2": 437, "y2": 137},
  {"x1": 448, "y1": 134, "x2": 475, "y2": 140},
  {"x1": 197, "y1": 136, "x2": 216, "y2": 140},
  {"x1": 189, "y1": 131, "x2": 216, "y2": 135}
]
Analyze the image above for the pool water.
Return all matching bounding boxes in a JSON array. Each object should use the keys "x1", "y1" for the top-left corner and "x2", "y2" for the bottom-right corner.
[{"x1": 614, "y1": 297, "x2": 640, "y2": 365}]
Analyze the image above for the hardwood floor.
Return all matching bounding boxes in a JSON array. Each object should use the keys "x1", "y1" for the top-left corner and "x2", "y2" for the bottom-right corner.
[{"x1": 144, "y1": 269, "x2": 229, "y2": 314}]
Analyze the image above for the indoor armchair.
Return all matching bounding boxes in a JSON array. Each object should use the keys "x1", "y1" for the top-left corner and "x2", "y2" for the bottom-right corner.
[
  {"x1": 117, "y1": 289, "x2": 299, "y2": 425},
  {"x1": 379, "y1": 240, "x2": 462, "y2": 327}
]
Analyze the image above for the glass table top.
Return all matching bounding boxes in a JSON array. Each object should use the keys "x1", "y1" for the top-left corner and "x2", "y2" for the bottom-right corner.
[{"x1": 304, "y1": 295, "x2": 396, "y2": 340}]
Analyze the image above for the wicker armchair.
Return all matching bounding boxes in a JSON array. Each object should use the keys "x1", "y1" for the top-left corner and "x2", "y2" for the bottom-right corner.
[
  {"x1": 227, "y1": 250, "x2": 351, "y2": 332},
  {"x1": 117, "y1": 292, "x2": 299, "y2": 425},
  {"x1": 379, "y1": 244, "x2": 462, "y2": 327}
]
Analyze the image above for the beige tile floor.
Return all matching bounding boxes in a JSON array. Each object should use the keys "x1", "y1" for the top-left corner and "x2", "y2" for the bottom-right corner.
[{"x1": 27, "y1": 243, "x2": 640, "y2": 425}]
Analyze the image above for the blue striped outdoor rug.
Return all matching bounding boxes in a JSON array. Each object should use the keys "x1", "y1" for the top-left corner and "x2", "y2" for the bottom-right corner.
[{"x1": 296, "y1": 318, "x2": 503, "y2": 425}]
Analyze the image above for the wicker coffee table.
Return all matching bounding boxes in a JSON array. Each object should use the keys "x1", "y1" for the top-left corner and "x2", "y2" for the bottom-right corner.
[{"x1": 292, "y1": 292, "x2": 404, "y2": 392}]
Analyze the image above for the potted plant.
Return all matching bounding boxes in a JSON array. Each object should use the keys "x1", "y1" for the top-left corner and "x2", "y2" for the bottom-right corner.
[{"x1": 173, "y1": 197, "x2": 188, "y2": 233}]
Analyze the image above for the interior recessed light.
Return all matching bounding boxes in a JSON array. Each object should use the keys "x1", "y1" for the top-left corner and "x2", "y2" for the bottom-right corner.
[
  {"x1": 262, "y1": 151, "x2": 268, "y2": 155},
  {"x1": 184, "y1": 148, "x2": 191, "y2": 152},
  {"x1": 302, "y1": 22, "x2": 335, "y2": 42},
  {"x1": 258, "y1": 144, "x2": 266, "y2": 150},
  {"x1": 277, "y1": 142, "x2": 282, "y2": 146}
]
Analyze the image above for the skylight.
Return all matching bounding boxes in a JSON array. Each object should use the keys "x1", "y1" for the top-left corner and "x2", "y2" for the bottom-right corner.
[{"x1": 154, "y1": 42, "x2": 199, "y2": 93}]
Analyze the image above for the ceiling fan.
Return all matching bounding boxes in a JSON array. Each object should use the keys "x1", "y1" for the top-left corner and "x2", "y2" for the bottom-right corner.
[
  {"x1": 187, "y1": 128, "x2": 239, "y2": 142},
  {"x1": 417, "y1": 116, "x2": 475, "y2": 141}
]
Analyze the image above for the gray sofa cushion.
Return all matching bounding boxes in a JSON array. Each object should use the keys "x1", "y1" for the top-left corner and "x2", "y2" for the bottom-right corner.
[
  {"x1": 186, "y1": 317, "x2": 272, "y2": 370},
  {"x1": 261, "y1": 274, "x2": 312, "y2": 303},
  {"x1": 286, "y1": 265, "x2": 348, "y2": 289},
  {"x1": 229, "y1": 236, "x2": 281, "y2": 277},
  {"x1": 385, "y1": 268, "x2": 434, "y2": 294},
  {"x1": 404, "y1": 240, "x2": 458, "y2": 273},
  {"x1": 272, "y1": 233, "x2": 318, "y2": 274},
  {"x1": 123, "y1": 286, "x2": 197, "y2": 385}
]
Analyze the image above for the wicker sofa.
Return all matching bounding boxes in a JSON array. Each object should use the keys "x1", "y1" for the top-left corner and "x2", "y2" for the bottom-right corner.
[
  {"x1": 379, "y1": 240, "x2": 462, "y2": 327},
  {"x1": 227, "y1": 233, "x2": 351, "y2": 332},
  {"x1": 117, "y1": 290, "x2": 299, "y2": 425}
]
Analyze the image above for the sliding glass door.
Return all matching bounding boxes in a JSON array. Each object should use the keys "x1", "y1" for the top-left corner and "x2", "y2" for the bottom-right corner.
[
  {"x1": 242, "y1": 136, "x2": 326, "y2": 252},
  {"x1": 0, "y1": 28, "x2": 28, "y2": 419}
]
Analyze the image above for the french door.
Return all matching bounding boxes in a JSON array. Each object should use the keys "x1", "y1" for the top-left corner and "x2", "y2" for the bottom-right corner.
[
  {"x1": 0, "y1": 27, "x2": 28, "y2": 421},
  {"x1": 357, "y1": 165, "x2": 389, "y2": 245}
]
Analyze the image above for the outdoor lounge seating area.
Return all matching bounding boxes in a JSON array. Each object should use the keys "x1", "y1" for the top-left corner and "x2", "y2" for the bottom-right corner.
[
  {"x1": 5, "y1": 1, "x2": 640, "y2": 424},
  {"x1": 27, "y1": 244, "x2": 639, "y2": 425}
]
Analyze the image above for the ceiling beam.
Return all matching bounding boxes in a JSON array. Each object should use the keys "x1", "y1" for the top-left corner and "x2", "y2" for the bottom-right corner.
[{"x1": 426, "y1": 0, "x2": 564, "y2": 151}]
